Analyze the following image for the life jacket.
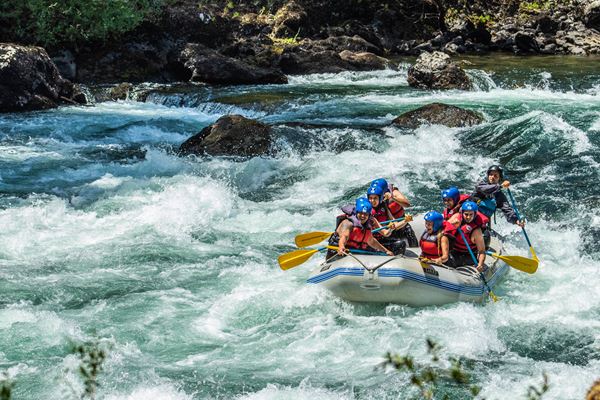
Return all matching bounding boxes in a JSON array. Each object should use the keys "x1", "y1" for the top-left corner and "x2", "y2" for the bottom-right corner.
[
  {"x1": 477, "y1": 197, "x2": 497, "y2": 218},
  {"x1": 335, "y1": 205, "x2": 373, "y2": 250},
  {"x1": 345, "y1": 214, "x2": 373, "y2": 250},
  {"x1": 387, "y1": 200, "x2": 405, "y2": 218},
  {"x1": 443, "y1": 194, "x2": 471, "y2": 220},
  {"x1": 451, "y1": 212, "x2": 489, "y2": 253},
  {"x1": 420, "y1": 221, "x2": 452, "y2": 258},
  {"x1": 372, "y1": 204, "x2": 390, "y2": 223}
]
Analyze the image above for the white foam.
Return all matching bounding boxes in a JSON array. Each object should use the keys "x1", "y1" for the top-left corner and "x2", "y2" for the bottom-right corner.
[{"x1": 104, "y1": 383, "x2": 193, "y2": 400}]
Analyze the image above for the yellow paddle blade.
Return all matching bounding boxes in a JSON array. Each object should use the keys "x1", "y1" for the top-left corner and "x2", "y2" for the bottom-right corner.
[
  {"x1": 294, "y1": 231, "x2": 333, "y2": 248},
  {"x1": 489, "y1": 253, "x2": 538, "y2": 274},
  {"x1": 278, "y1": 248, "x2": 320, "y2": 270}
]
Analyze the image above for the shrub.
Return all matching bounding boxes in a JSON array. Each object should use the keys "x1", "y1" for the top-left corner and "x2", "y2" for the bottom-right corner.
[{"x1": 0, "y1": 0, "x2": 164, "y2": 47}]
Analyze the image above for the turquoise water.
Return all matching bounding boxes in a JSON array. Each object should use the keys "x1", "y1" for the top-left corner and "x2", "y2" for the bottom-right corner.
[{"x1": 0, "y1": 56, "x2": 599, "y2": 399}]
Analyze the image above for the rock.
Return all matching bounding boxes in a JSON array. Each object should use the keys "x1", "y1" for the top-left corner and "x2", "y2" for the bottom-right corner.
[
  {"x1": 584, "y1": 1, "x2": 600, "y2": 30},
  {"x1": 535, "y1": 13, "x2": 559, "y2": 34},
  {"x1": 514, "y1": 32, "x2": 540, "y2": 52},
  {"x1": 279, "y1": 48, "x2": 347, "y2": 74},
  {"x1": 110, "y1": 83, "x2": 133, "y2": 100},
  {"x1": 178, "y1": 43, "x2": 287, "y2": 85},
  {"x1": 0, "y1": 43, "x2": 85, "y2": 113},
  {"x1": 273, "y1": 1, "x2": 308, "y2": 38},
  {"x1": 407, "y1": 51, "x2": 471, "y2": 90},
  {"x1": 179, "y1": 114, "x2": 271, "y2": 157},
  {"x1": 338, "y1": 50, "x2": 389, "y2": 69},
  {"x1": 391, "y1": 103, "x2": 484, "y2": 128},
  {"x1": 317, "y1": 35, "x2": 383, "y2": 56}
]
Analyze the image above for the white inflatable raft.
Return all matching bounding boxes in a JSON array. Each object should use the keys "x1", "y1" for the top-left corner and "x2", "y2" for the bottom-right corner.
[{"x1": 307, "y1": 216, "x2": 509, "y2": 306}]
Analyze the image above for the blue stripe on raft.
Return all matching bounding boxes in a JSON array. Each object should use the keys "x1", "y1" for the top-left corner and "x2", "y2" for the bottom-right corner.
[{"x1": 306, "y1": 262, "x2": 509, "y2": 296}]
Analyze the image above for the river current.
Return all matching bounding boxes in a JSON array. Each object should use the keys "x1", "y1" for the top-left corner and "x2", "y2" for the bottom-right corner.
[{"x1": 0, "y1": 55, "x2": 599, "y2": 399}]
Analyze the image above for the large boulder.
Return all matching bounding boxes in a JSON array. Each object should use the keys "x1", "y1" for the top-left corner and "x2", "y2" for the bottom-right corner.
[
  {"x1": 584, "y1": 1, "x2": 600, "y2": 31},
  {"x1": 391, "y1": 103, "x2": 484, "y2": 128},
  {"x1": 407, "y1": 51, "x2": 471, "y2": 90},
  {"x1": 179, "y1": 114, "x2": 272, "y2": 157},
  {"x1": 278, "y1": 37, "x2": 390, "y2": 74},
  {"x1": 338, "y1": 50, "x2": 389, "y2": 70},
  {"x1": 178, "y1": 43, "x2": 287, "y2": 85},
  {"x1": 0, "y1": 43, "x2": 85, "y2": 113}
]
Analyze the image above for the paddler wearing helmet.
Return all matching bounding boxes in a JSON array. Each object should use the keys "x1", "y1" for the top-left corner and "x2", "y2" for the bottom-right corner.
[
  {"x1": 366, "y1": 183, "x2": 410, "y2": 255},
  {"x1": 367, "y1": 178, "x2": 418, "y2": 248},
  {"x1": 441, "y1": 186, "x2": 471, "y2": 220},
  {"x1": 327, "y1": 197, "x2": 394, "y2": 258},
  {"x1": 446, "y1": 201, "x2": 489, "y2": 271},
  {"x1": 419, "y1": 211, "x2": 455, "y2": 266},
  {"x1": 471, "y1": 165, "x2": 525, "y2": 228}
]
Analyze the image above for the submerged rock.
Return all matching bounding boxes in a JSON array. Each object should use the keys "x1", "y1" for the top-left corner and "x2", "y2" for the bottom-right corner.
[
  {"x1": 391, "y1": 103, "x2": 484, "y2": 128},
  {"x1": 179, "y1": 114, "x2": 272, "y2": 157},
  {"x1": 179, "y1": 43, "x2": 287, "y2": 85},
  {"x1": 0, "y1": 43, "x2": 86, "y2": 112}
]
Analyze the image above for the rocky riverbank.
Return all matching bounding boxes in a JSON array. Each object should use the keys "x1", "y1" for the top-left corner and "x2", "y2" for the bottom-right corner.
[{"x1": 2, "y1": 0, "x2": 600, "y2": 112}]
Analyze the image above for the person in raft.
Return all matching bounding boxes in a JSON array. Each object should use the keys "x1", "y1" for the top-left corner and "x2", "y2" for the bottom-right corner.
[
  {"x1": 419, "y1": 211, "x2": 455, "y2": 266},
  {"x1": 366, "y1": 183, "x2": 413, "y2": 255},
  {"x1": 446, "y1": 201, "x2": 489, "y2": 271},
  {"x1": 441, "y1": 186, "x2": 471, "y2": 220},
  {"x1": 470, "y1": 165, "x2": 525, "y2": 228},
  {"x1": 369, "y1": 178, "x2": 418, "y2": 247},
  {"x1": 327, "y1": 197, "x2": 394, "y2": 259}
]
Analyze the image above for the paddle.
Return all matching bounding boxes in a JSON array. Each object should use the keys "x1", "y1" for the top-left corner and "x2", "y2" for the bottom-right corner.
[
  {"x1": 278, "y1": 246, "x2": 386, "y2": 270},
  {"x1": 485, "y1": 251, "x2": 537, "y2": 274},
  {"x1": 506, "y1": 188, "x2": 539, "y2": 262},
  {"x1": 294, "y1": 217, "x2": 405, "y2": 247},
  {"x1": 457, "y1": 227, "x2": 498, "y2": 302}
]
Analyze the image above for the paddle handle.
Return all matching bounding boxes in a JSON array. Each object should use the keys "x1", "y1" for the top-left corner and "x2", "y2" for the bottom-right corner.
[
  {"x1": 325, "y1": 245, "x2": 387, "y2": 256},
  {"x1": 372, "y1": 217, "x2": 405, "y2": 233},
  {"x1": 507, "y1": 188, "x2": 534, "y2": 248},
  {"x1": 459, "y1": 228, "x2": 496, "y2": 300}
]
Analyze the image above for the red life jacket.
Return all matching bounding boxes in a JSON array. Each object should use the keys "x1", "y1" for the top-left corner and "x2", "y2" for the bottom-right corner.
[
  {"x1": 443, "y1": 194, "x2": 471, "y2": 220},
  {"x1": 344, "y1": 215, "x2": 373, "y2": 250},
  {"x1": 372, "y1": 204, "x2": 390, "y2": 223},
  {"x1": 387, "y1": 200, "x2": 405, "y2": 218},
  {"x1": 450, "y1": 212, "x2": 489, "y2": 253},
  {"x1": 420, "y1": 221, "x2": 452, "y2": 258}
]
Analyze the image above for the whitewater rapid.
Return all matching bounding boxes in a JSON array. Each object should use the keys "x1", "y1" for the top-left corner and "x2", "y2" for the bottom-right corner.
[{"x1": 1, "y1": 58, "x2": 599, "y2": 399}]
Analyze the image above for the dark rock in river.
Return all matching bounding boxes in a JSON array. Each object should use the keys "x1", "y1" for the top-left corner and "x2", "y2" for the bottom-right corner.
[
  {"x1": 392, "y1": 103, "x2": 484, "y2": 128},
  {"x1": 178, "y1": 43, "x2": 287, "y2": 85},
  {"x1": 0, "y1": 43, "x2": 86, "y2": 113},
  {"x1": 179, "y1": 114, "x2": 271, "y2": 157},
  {"x1": 407, "y1": 51, "x2": 471, "y2": 90}
]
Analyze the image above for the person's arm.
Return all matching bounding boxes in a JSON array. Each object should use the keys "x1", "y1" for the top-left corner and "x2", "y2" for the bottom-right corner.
[
  {"x1": 336, "y1": 220, "x2": 353, "y2": 255},
  {"x1": 472, "y1": 228, "x2": 486, "y2": 271},
  {"x1": 373, "y1": 218, "x2": 392, "y2": 237},
  {"x1": 367, "y1": 235, "x2": 393, "y2": 256},
  {"x1": 434, "y1": 235, "x2": 450, "y2": 264},
  {"x1": 390, "y1": 188, "x2": 411, "y2": 208},
  {"x1": 448, "y1": 214, "x2": 461, "y2": 228},
  {"x1": 475, "y1": 180, "x2": 501, "y2": 197},
  {"x1": 495, "y1": 191, "x2": 520, "y2": 224}
]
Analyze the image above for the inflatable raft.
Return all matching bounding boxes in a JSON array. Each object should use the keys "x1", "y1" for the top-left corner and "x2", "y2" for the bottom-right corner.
[{"x1": 306, "y1": 217, "x2": 508, "y2": 306}]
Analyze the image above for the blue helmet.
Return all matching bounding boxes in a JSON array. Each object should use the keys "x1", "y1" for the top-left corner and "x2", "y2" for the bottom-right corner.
[
  {"x1": 371, "y1": 178, "x2": 390, "y2": 193},
  {"x1": 424, "y1": 211, "x2": 444, "y2": 232},
  {"x1": 441, "y1": 186, "x2": 460, "y2": 204},
  {"x1": 355, "y1": 197, "x2": 373, "y2": 215},
  {"x1": 461, "y1": 201, "x2": 478, "y2": 213},
  {"x1": 367, "y1": 184, "x2": 384, "y2": 201}
]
